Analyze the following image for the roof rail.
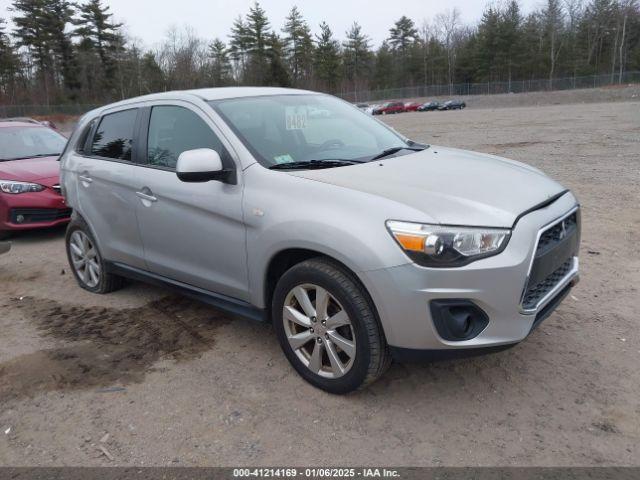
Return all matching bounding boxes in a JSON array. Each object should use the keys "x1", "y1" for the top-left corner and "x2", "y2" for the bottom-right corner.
[{"x1": 0, "y1": 117, "x2": 42, "y2": 125}]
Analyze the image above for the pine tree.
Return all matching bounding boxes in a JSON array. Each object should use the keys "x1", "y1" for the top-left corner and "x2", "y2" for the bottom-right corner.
[
  {"x1": 228, "y1": 15, "x2": 249, "y2": 81},
  {"x1": 46, "y1": 0, "x2": 79, "y2": 95},
  {"x1": 314, "y1": 21, "x2": 341, "y2": 92},
  {"x1": 373, "y1": 41, "x2": 394, "y2": 89},
  {"x1": 342, "y1": 22, "x2": 372, "y2": 95},
  {"x1": 265, "y1": 33, "x2": 290, "y2": 86},
  {"x1": 11, "y1": 0, "x2": 52, "y2": 101},
  {"x1": 282, "y1": 6, "x2": 314, "y2": 86},
  {"x1": 0, "y1": 18, "x2": 19, "y2": 97},
  {"x1": 74, "y1": 0, "x2": 123, "y2": 92},
  {"x1": 209, "y1": 38, "x2": 232, "y2": 86},
  {"x1": 244, "y1": 2, "x2": 271, "y2": 84},
  {"x1": 388, "y1": 16, "x2": 418, "y2": 52},
  {"x1": 498, "y1": 0, "x2": 524, "y2": 86},
  {"x1": 476, "y1": 6, "x2": 500, "y2": 80},
  {"x1": 140, "y1": 52, "x2": 165, "y2": 93}
]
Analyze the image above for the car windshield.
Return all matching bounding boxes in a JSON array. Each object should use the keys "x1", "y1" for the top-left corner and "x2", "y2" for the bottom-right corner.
[
  {"x1": 211, "y1": 94, "x2": 410, "y2": 168},
  {"x1": 0, "y1": 126, "x2": 67, "y2": 161}
]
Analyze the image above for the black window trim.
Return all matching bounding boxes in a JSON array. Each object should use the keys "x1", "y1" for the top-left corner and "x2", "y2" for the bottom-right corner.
[{"x1": 74, "y1": 117, "x2": 98, "y2": 155}]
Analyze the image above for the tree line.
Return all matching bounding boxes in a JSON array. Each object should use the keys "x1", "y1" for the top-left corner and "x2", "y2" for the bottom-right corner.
[{"x1": 0, "y1": 0, "x2": 639, "y2": 106}]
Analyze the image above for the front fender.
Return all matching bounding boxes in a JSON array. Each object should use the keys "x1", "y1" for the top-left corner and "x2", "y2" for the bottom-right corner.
[{"x1": 247, "y1": 220, "x2": 406, "y2": 308}]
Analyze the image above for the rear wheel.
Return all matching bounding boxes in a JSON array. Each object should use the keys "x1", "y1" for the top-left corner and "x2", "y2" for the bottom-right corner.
[
  {"x1": 65, "y1": 217, "x2": 124, "y2": 294},
  {"x1": 272, "y1": 258, "x2": 390, "y2": 394}
]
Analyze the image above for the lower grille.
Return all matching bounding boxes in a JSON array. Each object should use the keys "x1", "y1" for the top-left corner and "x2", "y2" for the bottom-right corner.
[
  {"x1": 10, "y1": 208, "x2": 72, "y2": 224},
  {"x1": 522, "y1": 258, "x2": 573, "y2": 310}
]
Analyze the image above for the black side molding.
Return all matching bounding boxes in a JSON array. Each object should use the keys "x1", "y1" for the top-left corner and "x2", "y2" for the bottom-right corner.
[{"x1": 105, "y1": 262, "x2": 267, "y2": 323}]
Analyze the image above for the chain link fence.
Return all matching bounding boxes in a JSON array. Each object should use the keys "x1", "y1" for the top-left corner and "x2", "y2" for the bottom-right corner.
[
  {"x1": 338, "y1": 71, "x2": 640, "y2": 103},
  {"x1": 1, "y1": 71, "x2": 639, "y2": 116},
  {"x1": 0, "y1": 103, "x2": 100, "y2": 118}
]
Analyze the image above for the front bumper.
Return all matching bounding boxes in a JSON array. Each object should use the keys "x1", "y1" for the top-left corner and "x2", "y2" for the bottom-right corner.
[
  {"x1": 0, "y1": 188, "x2": 71, "y2": 232},
  {"x1": 359, "y1": 192, "x2": 580, "y2": 355}
]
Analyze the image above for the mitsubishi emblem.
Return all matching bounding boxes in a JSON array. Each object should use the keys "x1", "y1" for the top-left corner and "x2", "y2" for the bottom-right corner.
[{"x1": 559, "y1": 220, "x2": 567, "y2": 240}]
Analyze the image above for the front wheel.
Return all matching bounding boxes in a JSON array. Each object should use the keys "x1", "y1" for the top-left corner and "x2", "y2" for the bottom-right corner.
[{"x1": 272, "y1": 258, "x2": 390, "y2": 394}]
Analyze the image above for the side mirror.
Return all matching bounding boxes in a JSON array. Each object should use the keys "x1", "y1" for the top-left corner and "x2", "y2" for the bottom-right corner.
[{"x1": 176, "y1": 148, "x2": 230, "y2": 183}]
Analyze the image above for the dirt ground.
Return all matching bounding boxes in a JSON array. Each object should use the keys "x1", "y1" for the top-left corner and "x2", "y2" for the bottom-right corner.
[{"x1": 1, "y1": 98, "x2": 639, "y2": 467}]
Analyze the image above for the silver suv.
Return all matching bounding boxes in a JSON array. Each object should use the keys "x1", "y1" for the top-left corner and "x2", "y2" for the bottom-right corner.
[{"x1": 60, "y1": 88, "x2": 581, "y2": 393}]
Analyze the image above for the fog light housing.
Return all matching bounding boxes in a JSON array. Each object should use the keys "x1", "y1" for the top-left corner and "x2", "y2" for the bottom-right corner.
[
  {"x1": 430, "y1": 300, "x2": 489, "y2": 341},
  {"x1": 16, "y1": 214, "x2": 25, "y2": 224}
]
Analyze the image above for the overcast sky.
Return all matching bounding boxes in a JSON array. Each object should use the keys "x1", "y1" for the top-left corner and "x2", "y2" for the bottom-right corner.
[{"x1": 0, "y1": 0, "x2": 542, "y2": 48}]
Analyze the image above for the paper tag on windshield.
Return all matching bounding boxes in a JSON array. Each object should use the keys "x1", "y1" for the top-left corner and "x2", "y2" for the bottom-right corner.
[
  {"x1": 274, "y1": 154, "x2": 294, "y2": 164},
  {"x1": 285, "y1": 106, "x2": 308, "y2": 130}
]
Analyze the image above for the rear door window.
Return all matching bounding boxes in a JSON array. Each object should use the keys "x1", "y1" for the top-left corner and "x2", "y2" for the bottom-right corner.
[{"x1": 91, "y1": 109, "x2": 138, "y2": 161}]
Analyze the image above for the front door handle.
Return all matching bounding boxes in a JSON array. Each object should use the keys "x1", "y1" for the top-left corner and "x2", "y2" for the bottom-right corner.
[
  {"x1": 136, "y1": 189, "x2": 157, "y2": 203},
  {"x1": 79, "y1": 174, "x2": 93, "y2": 184}
]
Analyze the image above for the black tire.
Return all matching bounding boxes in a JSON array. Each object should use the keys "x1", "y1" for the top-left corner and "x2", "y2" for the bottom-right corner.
[
  {"x1": 65, "y1": 216, "x2": 124, "y2": 294},
  {"x1": 272, "y1": 258, "x2": 390, "y2": 394},
  {"x1": 0, "y1": 230, "x2": 11, "y2": 240}
]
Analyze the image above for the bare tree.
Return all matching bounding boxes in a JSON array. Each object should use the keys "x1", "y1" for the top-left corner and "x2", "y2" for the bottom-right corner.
[
  {"x1": 157, "y1": 26, "x2": 209, "y2": 90},
  {"x1": 434, "y1": 8, "x2": 462, "y2": 92},
  {"x1": 542, "y1": 0, "x2": 565, "y2": 87}
]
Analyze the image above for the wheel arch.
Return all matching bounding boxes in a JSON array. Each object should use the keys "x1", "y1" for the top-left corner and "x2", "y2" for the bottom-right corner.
[{"x1": 261, "y1": 247, "x2": 377, "y2": 325}]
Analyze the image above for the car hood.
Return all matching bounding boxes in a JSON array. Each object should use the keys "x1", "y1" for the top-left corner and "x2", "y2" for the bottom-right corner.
[
  {"x1": 287, "y1": 146, "x2": 567, "y2": 227},
  {"x1": 0, "y1": 156, "x2": 61, "y2": 185}
]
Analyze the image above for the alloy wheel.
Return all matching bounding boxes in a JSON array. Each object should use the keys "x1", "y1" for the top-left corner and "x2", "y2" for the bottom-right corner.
[
  {"x1": 69, "y1": 230, "x2": 101, "y2": 288},
  {"x1": 283, "y1": 283, "x2": 356, "y2": 379}
]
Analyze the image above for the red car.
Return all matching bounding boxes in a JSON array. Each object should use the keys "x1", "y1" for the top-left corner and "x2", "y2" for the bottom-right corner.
[
  {"x1": 373, "y1": 101, "x2": 406, "y2": 115},
  {"x1": 0, "y1": 120, "x2": 71, "y2": 239},
  {"x1": 404, "y1": 102, "x2": 421, "y2": 112}
]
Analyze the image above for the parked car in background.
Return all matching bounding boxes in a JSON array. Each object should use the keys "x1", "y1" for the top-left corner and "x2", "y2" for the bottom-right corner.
[
  {"x1": 1, "y1": 117, "x2": 59, "y2": 131},
  {"x1": 355, "y1": 103, "x2": 369, "y2": 110},
  {"x1": 418, "y1": 101, "x2": 441, "y2": 111},
  {"x1": 404, "y1": 102, "x2": 422, "y2": 112},
  {"x1": 439, "y1": 100, "x2": 467, "y2": 110},
  {"x1": 364, "y1": 104, "x2": 378, "y2": 115},
  {"x1": 373, "y1": 101, "x2": 406, "y2": 115},
  {"x1": 0, "y1": 119, "x2": 71, "y2": 239},
  {"x1": 61, "y1": 87, "x2": 580, "y2": 394}
]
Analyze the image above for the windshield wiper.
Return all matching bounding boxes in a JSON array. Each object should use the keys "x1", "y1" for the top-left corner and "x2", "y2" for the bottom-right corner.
[
  {"x1": 369, "y1": 145, "x2": 427, "y2": 162},
  {"x1": 269, "y1": 159, "x2": 361, "y2": 170}
]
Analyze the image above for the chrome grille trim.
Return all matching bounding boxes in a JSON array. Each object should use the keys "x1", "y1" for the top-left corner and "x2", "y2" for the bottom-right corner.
[{"x1": 519, "y1": 205, "x2": 580, "y2": 314}]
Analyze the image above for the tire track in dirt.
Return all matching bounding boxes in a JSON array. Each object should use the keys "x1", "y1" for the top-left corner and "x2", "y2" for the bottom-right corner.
[{"x1": 0, "y1": 295, "x2": 233, "y2": 401}]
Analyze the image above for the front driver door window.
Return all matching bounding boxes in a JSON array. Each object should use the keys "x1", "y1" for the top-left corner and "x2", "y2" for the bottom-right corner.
[{"x1": 147, "y1": 105, "x2": 230, "y2": 169}]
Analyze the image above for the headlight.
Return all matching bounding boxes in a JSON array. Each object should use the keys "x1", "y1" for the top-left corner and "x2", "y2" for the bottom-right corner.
[
  {"x1": 386, "y1": 220, "x2": 511, "y2": 267},
  {"x1": 0, "y1": 180, "x2": 46, "y2": 194}
]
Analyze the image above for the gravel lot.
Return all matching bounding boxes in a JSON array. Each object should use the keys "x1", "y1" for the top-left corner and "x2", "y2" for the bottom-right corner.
[{"x1": 1, "y1": 98, "x2": 639, "y2": 467}]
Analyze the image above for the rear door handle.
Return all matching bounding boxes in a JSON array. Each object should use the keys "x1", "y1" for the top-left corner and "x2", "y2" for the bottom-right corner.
[
  {"x1": 79, "y1": 174, "x2": 93, "y2": 184},
  {"x1": 136, "y1": 190, "x2": 157, "y2": 203}
]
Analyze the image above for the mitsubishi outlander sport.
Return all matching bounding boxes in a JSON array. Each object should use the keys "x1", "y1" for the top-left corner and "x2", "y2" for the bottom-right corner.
[{"x1": 60, "y1": 87, "x2": 581, "y2": 394}]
